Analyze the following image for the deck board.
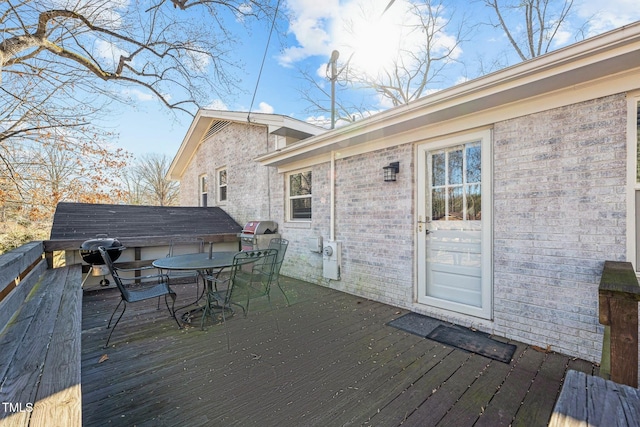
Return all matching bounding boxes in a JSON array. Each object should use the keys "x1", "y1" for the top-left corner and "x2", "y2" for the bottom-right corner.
[
  {"x1": 81, "y1": 276, "x2": 597, "y2": 426},
  {"x1": 474, "y1": 344, "x2": 546, "y2": 427},
  {"x1": 513, "y1": 351, "x2": 569, "y2": 426}
]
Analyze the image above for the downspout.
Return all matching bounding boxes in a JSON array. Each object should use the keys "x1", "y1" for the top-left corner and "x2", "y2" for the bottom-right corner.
[
  {"x1": 330, "y1": 150, "x2": 336, "y2": 241},
  {"x1": 266, "y1": 127, "x2": 271, "y2": 219}
]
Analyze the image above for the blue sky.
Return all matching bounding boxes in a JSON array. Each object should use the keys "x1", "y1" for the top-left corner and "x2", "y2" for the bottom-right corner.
[{"x1": 112, "y1": 0, "x2": 640, "y2": 159}]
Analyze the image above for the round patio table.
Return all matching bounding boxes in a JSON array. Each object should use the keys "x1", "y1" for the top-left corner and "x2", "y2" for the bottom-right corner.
[
  {"x1": 152, "y1": 251, "x2": 240, "y2": 271},
  {"x1": 153, "y1": 251, "x2": 241, "y2": 323}
]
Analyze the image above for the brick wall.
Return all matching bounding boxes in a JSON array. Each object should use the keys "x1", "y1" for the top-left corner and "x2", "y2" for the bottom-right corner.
[
  {"x1": 178, "y1": 94, "x2": 629, "y2": 363},
  {"x1": 333, "y1": 146, "x2": 414, "y2": 304},
  {"x1": 492, "y1": 93, "x2": 628, "y2": 361},
  {"x1": 275, "y1": 146, "x2": 415, "y2": 305},
  {"x1": 274, "y1": 162, "x2": 328, "y2": 285},
  {"x1": 180, "y1": 122, "x2": 277, "y2": 226}
]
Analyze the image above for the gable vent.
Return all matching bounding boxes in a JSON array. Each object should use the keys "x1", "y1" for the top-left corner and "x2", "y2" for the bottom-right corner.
[{"x1": 203, "y1": 120, "x2": 230, "y2": 141}]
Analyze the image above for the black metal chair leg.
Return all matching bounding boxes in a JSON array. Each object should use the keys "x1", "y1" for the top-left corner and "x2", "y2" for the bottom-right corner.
[
  {"x1": 107, "y1": 299, "x2": 124, "y2": 329},
  {"x1": 104, "y1": 301, "x2": 127, "y2": 348},
  {"x1": 221, "y1": 301, "x2": 230, "y2": 352},
  {"x1": 164, "y1": 293, "x2": 181, "y2": 328},
  {"x1": 277, "y1": 281, "x2": 290, "y2": 306},
  {"x1": 267, "y1": 293, "x2": 280, "y2": 333}
]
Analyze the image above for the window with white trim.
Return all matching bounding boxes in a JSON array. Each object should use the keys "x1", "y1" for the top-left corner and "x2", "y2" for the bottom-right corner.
[
  {"x1": 199, "y1": 174, "x2": 208, "y2": 207},
  {"x1": 287, "y1": 170, "x2": 312, "y2": 221},
  {"x1": 217, "y1": 167, "x2": 227, "y2": 203}
]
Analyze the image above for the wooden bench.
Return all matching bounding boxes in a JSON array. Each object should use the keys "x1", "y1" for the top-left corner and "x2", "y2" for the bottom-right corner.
[
  {"x1": 0, "y1": 242, "x2": 82, "y2": 426},
  {"x1": 549, "y1": 370, "x2": 640, "y2": 426}
]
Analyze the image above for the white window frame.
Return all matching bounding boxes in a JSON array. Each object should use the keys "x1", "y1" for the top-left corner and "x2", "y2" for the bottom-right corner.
[
  {"x1": 199, "y1": 174, "x2": 208, "y2": 207},
  {"x1": 217, "y1": 167, "x2": 227, "y2": 204},
  {"x1": 286, "y1": 169, "x2": 312, "y2": 222}
]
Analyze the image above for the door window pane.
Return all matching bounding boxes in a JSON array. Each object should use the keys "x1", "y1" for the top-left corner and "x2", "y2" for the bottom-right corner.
[
  {"x1": 432, "y1": 188, "x2": 446, "y2": 220},
  {"x1": 448, "y1": 149, "x2": 463, "y2": 185},
  {"x1": 432, "y1": 152, "x2": 445, "y2": 186},
  {"x1": 466, "y1": 144, "x2": 482, "y2": 183},
  {"x1": 466, "y1": 184, "x2": 481, "y2": 220},
  {"x1": 448, "y1": 186, "x2": 463, "y2": 220}
]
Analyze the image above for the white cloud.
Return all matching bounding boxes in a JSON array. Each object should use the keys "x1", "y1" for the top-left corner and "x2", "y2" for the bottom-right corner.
[
  {"x1": 182, "y1": 45, "x2": 211, "y2": 73},
  {"x1": 206, "y1": 99, "x2": 229, "y2": 110},
  {"x1": 574, "y1": 0, "x2": 640, "y2": 37},
  {"x1": 279, "y1": 0, "x2": 461, "y2": 77},
  {"x1": 551, "y1": 28, "x2": 573, "y2": 47},
  {"x1": 51, "y1": 0, "x2": 129, "y2": 28},
  {"x1": 304, "y1": 115, "x2": 330, "y2": 128},
  {"x1": 235, "y1": 3, "x2": 254, "y2": 23},
  {"x1": 121, "y1": 88, "x2": 155, "y2": 102},
  {"x1": 277, "y1": 0, "x2": 341, "y2": 66},
  {"x1": 95, "y1": 39, "x2": 129, "y2": 67},
  {"x1": 255, "y1": 102, "x2": 275, "y2": 113}
]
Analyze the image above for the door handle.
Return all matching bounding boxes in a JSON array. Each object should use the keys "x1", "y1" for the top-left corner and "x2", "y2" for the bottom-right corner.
[{"x1": 417, "y1": 216, "x2": 430, "y2": 234}]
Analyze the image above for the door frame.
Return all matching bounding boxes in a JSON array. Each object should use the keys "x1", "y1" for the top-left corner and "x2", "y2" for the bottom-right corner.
[{"x1": 415, "y1": 128, "x2": 493, "y2": 320}]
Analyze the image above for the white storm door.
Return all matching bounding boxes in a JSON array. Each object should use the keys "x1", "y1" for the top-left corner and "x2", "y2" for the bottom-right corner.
[{"x1": 416, "y1": 130, "x2": 492, "y2": 319}]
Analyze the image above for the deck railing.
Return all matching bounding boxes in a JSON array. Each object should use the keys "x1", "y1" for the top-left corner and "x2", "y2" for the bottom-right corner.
[
  {"x1": 42, "y1": 235, "x2": 240, "y2": 288},
  {"x1": 598, "y1": 260, "x2": 640, "y2": 387}
]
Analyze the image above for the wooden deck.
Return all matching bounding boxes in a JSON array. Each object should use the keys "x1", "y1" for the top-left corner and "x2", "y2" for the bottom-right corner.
[{"x1": 81, "y1": 277, "x2": 598, "y2": 426}]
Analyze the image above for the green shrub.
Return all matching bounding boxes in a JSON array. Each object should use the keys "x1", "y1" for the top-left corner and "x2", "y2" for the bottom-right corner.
[{"x1": 0, "y1": 226, "x2": 48, "y2": 254}]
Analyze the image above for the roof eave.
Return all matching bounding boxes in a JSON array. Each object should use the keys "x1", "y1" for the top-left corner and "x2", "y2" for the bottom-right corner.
[
  {"x1": 255, "y1": 21, "x2": 640, "y2": 168},
  {"x1": 167, "y1": 110, "x2": 326, "y2": 180}
]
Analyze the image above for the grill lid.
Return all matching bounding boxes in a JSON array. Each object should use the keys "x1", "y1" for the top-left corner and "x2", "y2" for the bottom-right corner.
[
  {"x1": 79, "y1": 234, "x2": 124, "y2": 265},
  {"x1": 241, "y1": 221, "x2": 278, "y2": 235}
]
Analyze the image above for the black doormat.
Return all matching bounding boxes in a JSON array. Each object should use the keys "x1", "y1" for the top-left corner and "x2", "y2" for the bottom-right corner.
[
  {"x1": 387, "y1": 312, "x2": 516, "y2": 363},
  {"x1": 386, "y1": 312, "x2": 445, "y2": 337},
  {"x1": 427, "y1": 324, "x2": 516, "y2": 363}
]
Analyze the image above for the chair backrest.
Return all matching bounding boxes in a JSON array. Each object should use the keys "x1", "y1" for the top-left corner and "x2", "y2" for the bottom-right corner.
[
  {"x1": 98, "y1": 246, "x2": 131, "y2": 301},
  {"x1": 227, "y1": 249, "x2": 278, "y2": 300},
  {"x1": 168, "y1": 237, "x2": 205, "y2": 256},
  {"x1": 267, "y1": 238, "x2": 289, "y2": 278}
]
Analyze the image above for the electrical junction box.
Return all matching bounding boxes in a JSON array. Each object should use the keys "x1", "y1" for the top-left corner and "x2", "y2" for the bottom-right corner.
[
  {"x1": 308, "y1": 236, "x2": 323, "y2": 253},
  {"x1": 322, "y1": 241, "x2": 341, "y2": 280}
]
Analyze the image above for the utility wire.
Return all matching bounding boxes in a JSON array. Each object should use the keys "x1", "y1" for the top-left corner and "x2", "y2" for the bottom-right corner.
[
  {"x1": 247, "y1": 0, "x2": 282, "y2": 122},
  {"x1": 382, "y1": 0, "x2": 396, "y2": 16}
]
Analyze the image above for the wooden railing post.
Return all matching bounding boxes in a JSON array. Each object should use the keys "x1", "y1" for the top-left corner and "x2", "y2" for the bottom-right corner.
[{"x1": 598, "y1": 260, "x2": 640, "y2": 387}]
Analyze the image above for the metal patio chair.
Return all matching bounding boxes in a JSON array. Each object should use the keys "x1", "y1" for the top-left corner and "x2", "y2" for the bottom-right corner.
[
  {"x1": 99, "y1": 246, "x2": 180, "y2": 348},
  {"x1": 267, "y1": 237, "x2": 290, "y2": 306},
  {"x1": 202, "y1": 249, "x2": 278, "y2": 349}
]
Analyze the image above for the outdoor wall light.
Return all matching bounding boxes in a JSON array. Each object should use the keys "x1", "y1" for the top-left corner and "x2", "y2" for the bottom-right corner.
[{"x1": 383, "y1": 162, "x2": 400, "y2": 182}]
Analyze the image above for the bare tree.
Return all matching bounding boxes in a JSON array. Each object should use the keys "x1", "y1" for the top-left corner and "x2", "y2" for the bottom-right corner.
[
  {"x1": 121, "y1": 167, "x2": 148, "y2": 206},
  {"x1": 0, "y1": 0, "x2": 276, "y2": 191},
  {"x1": 296, "y1": 67, "x2": 375, "y2": 128},
  {"x1": 0, "y1": 1, "x2": 275, "y2": 110},
  {"x1": 347, "y1": 1, "x2": 466, "y2": 107},
  {"x1": 8, "y1": 138, "x2": 130, "y2": 222},
  {"x1": 299, "y1": 0, "x2": 467, "y2": 121},
  {"x1": 131, "y1": 153, "x2": 179, "y2": 206},
  {"x1": 482, "y1": 0, "x2": 575, "y2": 61}
]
